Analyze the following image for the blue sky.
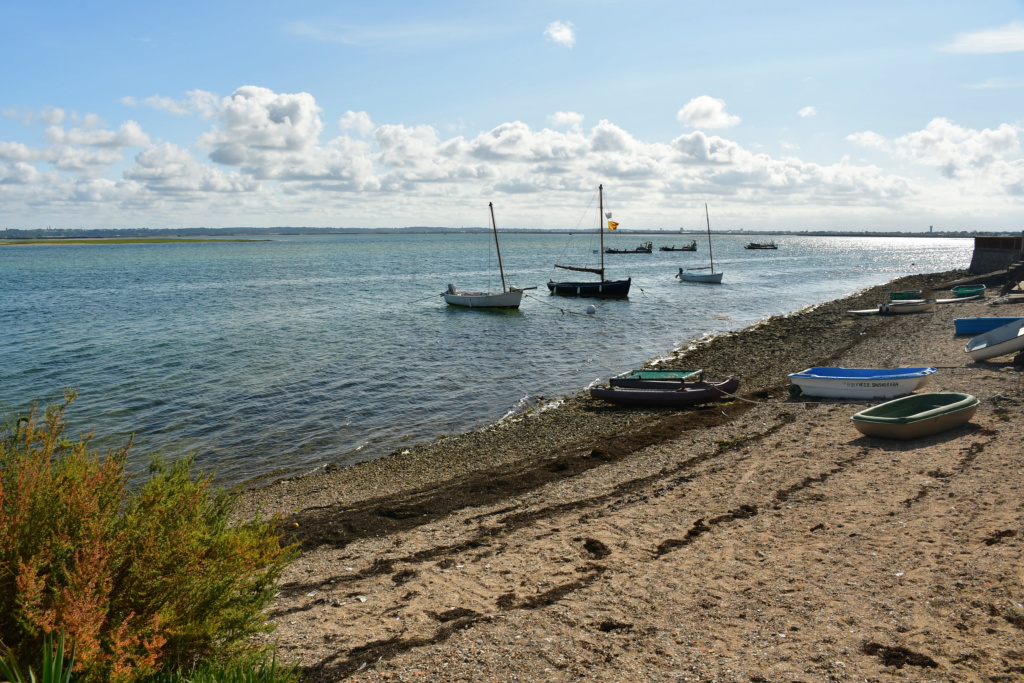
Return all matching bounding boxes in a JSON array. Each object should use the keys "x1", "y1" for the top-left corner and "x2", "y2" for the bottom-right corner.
[{"x1": 1, "y1": 0, "x2": 1022, "y2": 232}]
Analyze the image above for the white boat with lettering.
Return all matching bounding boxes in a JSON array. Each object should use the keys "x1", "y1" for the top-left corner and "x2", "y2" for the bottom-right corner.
[{"x1": 788, "y1": 367, "x2": 937, "y2": 399}]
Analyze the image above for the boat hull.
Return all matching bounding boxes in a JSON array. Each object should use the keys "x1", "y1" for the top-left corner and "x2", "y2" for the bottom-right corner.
[
  {"x1": 884, "y1": 299, "x2": 936, "y2": 314},
  {"x1": 590, "y1": 378, "x2": 740, "y2": 407},
  {"x1": 443, "y1": 289, "x2": 523, "y2": 309},
  {"x1": 951, "y1": 284, "x2": 986, "y2": 298},
  {"x1": 677, "y1": 271, "x2": 723, "y2": 284},
  {"x1": 609, "y1": 368, "x2": 704, "y2": 388},
  {"x1": 788, "y1": 366, "x2": 937, "y2": 399},
  {"x1": 547, "y1": 278, "x2": 631, "y2": 297},
  {"x1": 889, "y1": 290, "x2": 922, "y2": 300},
  {"x1": 851, "y1": 393, "x2": 979, "y2": 440},
  {"x1": 965, "y1": 318, "x2": 1024, "y2": 361},
  {"x1": 954, "y1": 317, "x2": 1024, "y2": 335}
]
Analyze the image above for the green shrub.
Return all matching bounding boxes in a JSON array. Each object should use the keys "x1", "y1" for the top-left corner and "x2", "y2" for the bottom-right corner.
[
  {"x1": 0, "y1": 632, "x2": 75, "y2": 683},
  {"x1": 0, "y1": 391, "x2": 298, "y2": 682}
]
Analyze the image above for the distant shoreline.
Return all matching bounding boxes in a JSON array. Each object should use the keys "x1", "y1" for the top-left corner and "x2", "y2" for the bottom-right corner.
[{"x1": 0, "y1": 237, "x2": 271, "y2": 246}]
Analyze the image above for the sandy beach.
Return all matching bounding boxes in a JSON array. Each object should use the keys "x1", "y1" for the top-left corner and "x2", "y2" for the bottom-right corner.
[{"x1": 238, "y1": 270, "x2": 1024, "y2": 682}]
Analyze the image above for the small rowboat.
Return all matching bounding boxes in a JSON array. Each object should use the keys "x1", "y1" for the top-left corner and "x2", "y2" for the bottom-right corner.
[
  {"x1": 951, "y1": 284, "x2": 986, "y2": 298},
  {"x1": 889, "y1": 290, "x2": 922, "y2": 300},
  {"x1": 851, "y1": 393, "x2": 979, "y2": 439},
  {"x1": 589, "y1": 378, "x2": 739, "y2": 407},
  {"x1": 885, "y1": 298, "x2": 936, "y2": 314},
  {"x1": 954, "y1": 317, "x2": 1024, "y2": 336},
  {"x1": 848, "y1": 299, "x2": 937, "y2": 315},
  {"x1": 609, "y1": 368, "x2": 704, "y2": 388},
  {"x1": 788, "y1": 367, "x2": 936, "y2": 399},
  {"x1": 964, "y1": 318, "x2": 1024, "y2": 361}
]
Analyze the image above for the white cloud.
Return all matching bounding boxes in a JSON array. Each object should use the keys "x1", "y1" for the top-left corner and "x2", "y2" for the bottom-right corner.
[
  {"x1": 544, "y1": 21, "x2": 575, "y2": 48},
  {"x1": 944, "y1": 21, "x2": 1024, "y2": 54},
  {"x1": 848, "y1": 118, "x2": 1023, "y2": 196},
  {"x1": 548, "y1": 111, "x2": 584, "y2": 128},
  {"x1": 340, "y1": 110, "x2": 375, "y2": 136},
  {"x1": 798, "y1": 106, "x2": 817, "y2": 118},
  {"x1": 677, "y1": 96, "x2": 741, "y2": 129},
  {"x1": 125, "y1": 142, "x2": 259, "y2": 193},
  {"x1": 967, "y1": 77, "x2": 1024, "y2": 90},
  {"x1": 199, "y1": 86, "x2": 324, "y2": 167},
  {"x1": 44, "y1": 121, "x2": 150, "y2": 148},
  {"x1": 122, "y1": 90, "x2": 220, "y2": 117}
]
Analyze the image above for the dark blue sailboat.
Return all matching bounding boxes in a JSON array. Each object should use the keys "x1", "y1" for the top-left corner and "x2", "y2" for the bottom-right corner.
[{"x1": 547, "y1": 184, "x2": 632, "y2": 297}]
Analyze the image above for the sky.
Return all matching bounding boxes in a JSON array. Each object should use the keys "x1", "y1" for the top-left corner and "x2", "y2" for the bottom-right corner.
[{"x1": 1, "y1": 0, "x2": 1023, "y2": 233}]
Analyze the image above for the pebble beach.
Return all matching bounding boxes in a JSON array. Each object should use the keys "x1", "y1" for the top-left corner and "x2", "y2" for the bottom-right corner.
[{"x1": 238, "y1": 269, "x2": 1024, "y2": 682}]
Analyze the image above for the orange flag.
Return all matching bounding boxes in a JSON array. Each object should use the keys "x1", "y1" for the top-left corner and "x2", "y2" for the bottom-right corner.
[{"x1": 607, "y1": 221, "x2": 619, "y2": 231}]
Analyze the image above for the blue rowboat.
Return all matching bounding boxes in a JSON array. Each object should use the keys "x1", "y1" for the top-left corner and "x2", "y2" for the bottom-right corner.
[
  {"x1": 851, "y1": 392, "x2": 979, "y2": 439},
  {"x1": 788, "y1": 367, "x2": 937, "y2": 399},
  {"x1": 953, "y1": 317, "x2": 1024, "y2": 336}
]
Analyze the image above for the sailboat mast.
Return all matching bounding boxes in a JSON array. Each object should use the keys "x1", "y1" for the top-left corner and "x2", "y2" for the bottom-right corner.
[
  {"x1": 599, "y1": 184, "x2": 605, "y2": 278},
  {"x1": 705, "y1": 203, "x2": 715, "y2": 274},
  {"x1": 489, "y1": 202, "x2": 507, "y2": 293}
]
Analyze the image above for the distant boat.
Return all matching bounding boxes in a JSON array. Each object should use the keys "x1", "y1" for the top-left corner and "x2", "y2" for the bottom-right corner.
[
  {"x1": 964, "y1": 317, "x2": 1024, "y2": 361},
  {"x1": 677, "y1": 204, "x2": 723, "y2": 284},
  {"x1": 589, "y1": 378, "x2": 739, "y2": 407},
  {"x1": 851, "y1": 393, "x2": 979, "y2": 440},
  {"x1": 443, "y1": 202, "x2": 526, "y2": 309},
  {"x1": 788, "y1": 367, "x2": 936, "y2": 399},
  {"x1": 659, "y1": 241, "x2": 697, "y2": 252},
  {"x1": 548, "y1": 185, "x2": 631, "y2": 297},
  {"x1": 605, "y1": 241, "x2": 652, "y2": 254},
  {"x1": 744, "y1": 241, "x2": 777, "y2": 250}
]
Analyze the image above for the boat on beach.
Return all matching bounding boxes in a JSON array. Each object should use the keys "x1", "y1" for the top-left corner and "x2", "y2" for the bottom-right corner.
[
  {"x1": 744, "y1": 241, "x2": 777, "y2": 250},
  {"x1": 589, "y1": 378, "x2": 740, "y2": 407},
  {"x1": 851, "y1": 392, "x2": 979, "y2": 439},
  {"x1": 964, "y1": 318, "x2": 1024, "y2": 361},
  {"x1": 889, "y1": 290, "x2": 922, "y2": 300},
  {"x1": 677, "y1": 204, "x2": 723, "y2": 284},
  {"x1": 609, "y1": 368, "x2": 704, "y2": 388},
  {"x1": 659, "y1": 241, "x2": 697, "y2": 252},
  {"x1": 788, "y1": 367, "x2": 937, "y2": 399},
  {"x1": 848, "y1": 299, "x2": 937, "y2": 315},
  {"x1": 443, "y1": 202, "x2": 528, "y2": 309},
  {"x1": 953, "y1": 317, "x2": 1024, "y2": 336},
  {"x1": 951, "y1": 284, "x2": 986, "y2": 298},
  {"x1": 548, "y1": 185, "x2": 632, "y2": 298},
  {"x1": 605, "y1": 241, "x2": 652, "y2": 254}
]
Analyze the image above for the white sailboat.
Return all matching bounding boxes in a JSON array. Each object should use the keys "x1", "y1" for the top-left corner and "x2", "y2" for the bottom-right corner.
[
  {"x1": 677, "y1": 203, "x2": 723, "y2": 284},
  {"x1": 443, "y1": 202, "x2": 525, "y2": 309}
]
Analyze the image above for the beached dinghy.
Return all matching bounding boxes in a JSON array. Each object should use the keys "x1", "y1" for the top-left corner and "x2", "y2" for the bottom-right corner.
[
  {"x1": 589, "y1": 378, "x2": 739, "y2": 407},
  {"x1": 788, "y1": 367, "x2": 936, "y2": 399},
  {"x1": 889, "y1": 290, "x2": 922, "y2": 300},
  {"x1": 964, "y1": 318, "x2": 1024, "y2": 361},
  {"x1": 951, "y1": 284, "x2": 986, "y2": 298},
  {"x1": 848, "y1": 299, "x2": 937, "y2": 315},
  {"x1": 954, "y1": 317, "x2": 1024, "y2": 336},
  {"x1": 851, "y1": 392, "x2": 979, "y2": 439},
  {"x1": 609, "y1": 368, "x2": 703, "y2": 388}
]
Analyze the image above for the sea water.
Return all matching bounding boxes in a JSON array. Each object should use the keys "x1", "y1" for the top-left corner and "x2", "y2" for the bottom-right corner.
[{"x1": 0, "y1": 233, "x2": 971, "y2": 485}]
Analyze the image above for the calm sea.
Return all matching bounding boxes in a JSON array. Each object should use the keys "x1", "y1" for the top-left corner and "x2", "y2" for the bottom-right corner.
[{"x1": 0, "y1": 233, "x2": 971, "y2": 485}]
